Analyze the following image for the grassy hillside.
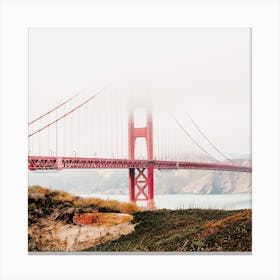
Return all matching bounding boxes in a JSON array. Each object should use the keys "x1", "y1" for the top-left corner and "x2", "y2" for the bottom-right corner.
[
  {"x1": 28, "y1": 186, "x2": 251, "y2": 252},
  {"x1": 85, "y1": 209, "x2": 251, "y2": 252}
]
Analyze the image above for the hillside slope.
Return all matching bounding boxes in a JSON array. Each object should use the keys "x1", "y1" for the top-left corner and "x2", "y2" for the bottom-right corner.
[{"x1": 86, "y1": 208, "x2": 252, "y2": 252}]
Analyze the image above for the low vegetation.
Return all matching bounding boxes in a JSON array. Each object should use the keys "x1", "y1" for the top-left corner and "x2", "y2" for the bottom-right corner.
[
  {"x1": 28, "y1": 186, "x2": 251, "y2": 252},
  {"x1": 85, "y1": 209, "x2": 251, "y2": 252},
  {"x1": 28, "y1": 186, "x2": 139, "y2": 220}
]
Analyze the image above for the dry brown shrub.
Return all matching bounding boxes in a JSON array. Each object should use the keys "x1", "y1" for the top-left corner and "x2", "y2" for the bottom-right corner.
[
  {"x1": 74, "y1": 197, "x2": 103, "y2": 207},
  {"x1": 74, "y1": 196, "x2": 140, "y2": 214},
  {"x1": 118, "y1": 202, "x2": 139, "y2": 214},
  {"x1": 53, "y1": 191, "x2": 75, "y2": 203},
  {"x1": 28, "y1": 185, "x2": 51, "y2": 200},
  {"x1": 98, "y1": 199, "x2": 120, "y2": 210},
  {"x1": 203, "y1": 209, "x2": 251, "y2": 236},
  {"x1": 29, "y1": 186, "x2": 141, "y2": 214}
]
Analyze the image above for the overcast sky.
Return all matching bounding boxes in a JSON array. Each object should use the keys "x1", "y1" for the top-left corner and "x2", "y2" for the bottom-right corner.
[{"x1": 29, "y1": 28, "x2": 251, "y2": 157}]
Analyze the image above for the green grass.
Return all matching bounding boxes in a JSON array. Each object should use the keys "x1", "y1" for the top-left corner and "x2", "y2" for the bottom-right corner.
[{"x1": 85, "y1": 208, "x2": 252, "y2": 252}]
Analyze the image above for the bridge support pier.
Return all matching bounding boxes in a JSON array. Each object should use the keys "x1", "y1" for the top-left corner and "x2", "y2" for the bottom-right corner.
[
  {"x1": 128, "y1": 166, "x2": 155, "y2": 207},
  {"x1": 128, "y1": 109, "x2": 155, "y2": 207}
]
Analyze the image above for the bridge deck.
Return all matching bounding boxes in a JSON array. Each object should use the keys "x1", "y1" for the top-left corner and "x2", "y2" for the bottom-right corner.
[{"x1": 28, "y1": 156, "x2": 252, "y2": 173}]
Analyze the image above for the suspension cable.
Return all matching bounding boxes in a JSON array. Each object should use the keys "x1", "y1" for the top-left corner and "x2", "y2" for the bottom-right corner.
[
  {"x1": 28, "y1": 85, "x2": 109, "y2": 138},
  {"x1": 28, "y1": 88, "x2": 88, "y2": 125},
  {"x1": 172, "y1": 115, "x2": 219, "y2": 162},
  {"x1": 186, "y1": 113, "x2": 233, "y2": 163}
]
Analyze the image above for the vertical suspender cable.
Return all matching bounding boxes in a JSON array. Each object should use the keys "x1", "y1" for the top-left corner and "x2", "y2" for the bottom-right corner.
[
  {"x1": 38, "y1": 120, "x2": 41, "y2": 155},
  {"x1": 64, "y1": 113, "x2": 66, "y2": 157},
  {"x1": 116, "y1": 102, "x2": 118, "y2": 158},
  {"x1": 55, "y1": 110, "x2": 58, "y2": 156},
  {"x1": 110, "y1": 92, "x2": 112, "y2": 157},
  {"x1": 85, "y1": 105, "x2": 87, "y2": 156},
  {"x1": 48, "y1": 114, "x2": 50, "y2": 156},
  {"x1": 71, "y1": 105, "x2": 73, "y2": 156}
]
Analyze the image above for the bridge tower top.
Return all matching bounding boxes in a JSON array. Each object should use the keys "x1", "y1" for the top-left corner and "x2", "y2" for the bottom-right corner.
[{"x1": 128, "y1": 108, "x2": 153, "y2": 161}]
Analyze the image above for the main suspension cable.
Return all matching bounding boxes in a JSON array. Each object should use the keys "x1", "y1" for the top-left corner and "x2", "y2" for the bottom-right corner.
[
  {"x1": 28, "y1": 88, "x2": 88, "y2": 125},
  {"x1": 28, "y1": 85, "x2": 109, "y2": 138},
  {"x1": 172, "y1": 115, "x2": 219, "y2": 162},
  {"x1": 186, "y1": 113, "x2": 233, "y2": 163}
]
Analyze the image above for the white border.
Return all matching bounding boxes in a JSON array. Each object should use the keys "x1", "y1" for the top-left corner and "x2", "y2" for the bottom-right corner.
[{"x1": 0, "y1": 1, "x2": 279, "y2": 280}]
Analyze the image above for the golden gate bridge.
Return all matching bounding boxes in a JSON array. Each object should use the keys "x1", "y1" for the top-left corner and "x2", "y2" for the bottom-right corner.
[{"x1": 28, "y1": 85, "x2": 252, "y2": 207}]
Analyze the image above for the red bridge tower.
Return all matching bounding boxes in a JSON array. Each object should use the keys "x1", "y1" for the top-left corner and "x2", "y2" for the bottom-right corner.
[{"x1": 128, "y1": 109, "x2": 154, "y2": 207}]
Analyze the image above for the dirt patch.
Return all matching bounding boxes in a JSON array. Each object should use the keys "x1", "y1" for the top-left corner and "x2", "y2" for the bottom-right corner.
[
  {"x1": 29, "y1": 213, "x2": 135, "y2": 252},
  {"x1": 56, "y1": 219, "x2": 135, "y2": 251}
]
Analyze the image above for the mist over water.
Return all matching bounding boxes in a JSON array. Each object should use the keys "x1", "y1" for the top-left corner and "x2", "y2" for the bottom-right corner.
[{"x1": 77, "y1": 193, "x2": 252, "y2": 210}]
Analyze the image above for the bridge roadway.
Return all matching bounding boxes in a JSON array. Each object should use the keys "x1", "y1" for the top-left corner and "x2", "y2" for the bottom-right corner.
[{"x1": 28, "y1": 156, "x2": 252, "y2": 173}]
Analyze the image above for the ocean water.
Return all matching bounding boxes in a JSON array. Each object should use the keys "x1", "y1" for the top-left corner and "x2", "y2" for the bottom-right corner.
[{"x1": 77, "y1": 193, "x2": 252, "y2": 210}]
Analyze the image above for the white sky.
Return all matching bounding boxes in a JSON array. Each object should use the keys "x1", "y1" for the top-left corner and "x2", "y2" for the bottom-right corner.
[{"x1": 29, "y1": 28, "x2": 251, "y2": 157}]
